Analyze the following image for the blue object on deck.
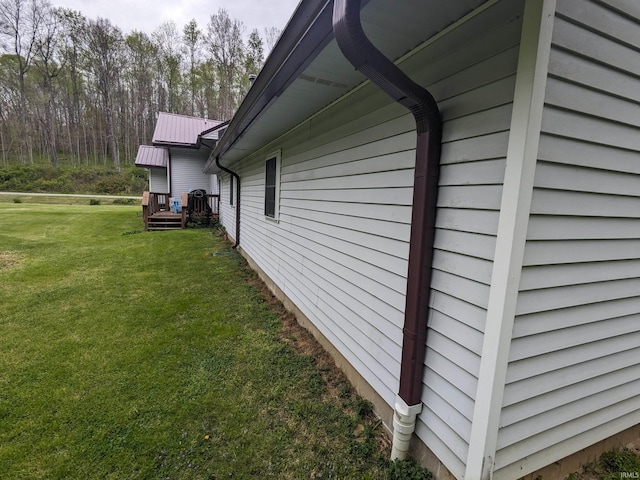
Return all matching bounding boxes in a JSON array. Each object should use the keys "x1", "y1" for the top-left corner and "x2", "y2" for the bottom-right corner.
[{"x1": 171, "y1": 198, "x2": 181, "y2": 213}]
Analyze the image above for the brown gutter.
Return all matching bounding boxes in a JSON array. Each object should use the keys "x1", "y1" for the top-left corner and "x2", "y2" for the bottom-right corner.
[
  {"x1": 207, "y1": 0, "x2": 371, "y2": 170},
  {"x1": 332, "y1": 0, "x2": 442, "y2": 411}
]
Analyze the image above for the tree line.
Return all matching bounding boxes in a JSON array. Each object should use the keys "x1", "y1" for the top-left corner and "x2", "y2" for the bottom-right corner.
[{"x1": 0, "y1": 0, "x2": 277, "y2": 170}]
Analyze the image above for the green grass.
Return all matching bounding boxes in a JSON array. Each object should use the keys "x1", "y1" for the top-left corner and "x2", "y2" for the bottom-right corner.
[{"x1": 0, "y1": 203, "x2": 414, "y2": 479}]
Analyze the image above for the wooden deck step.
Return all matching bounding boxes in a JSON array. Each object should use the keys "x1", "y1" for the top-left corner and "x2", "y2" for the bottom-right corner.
[{"x1": 146, "y1": 212, "x2": 183, "y2": 231}]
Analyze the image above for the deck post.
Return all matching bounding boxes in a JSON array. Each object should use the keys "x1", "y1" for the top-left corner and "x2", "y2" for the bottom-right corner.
[
  {"x1": 181, "y1": 193, "x2": 188, "y2": 228},
  {"x1": 142, "y1": 191, "x2": 150, "y2": 231}
]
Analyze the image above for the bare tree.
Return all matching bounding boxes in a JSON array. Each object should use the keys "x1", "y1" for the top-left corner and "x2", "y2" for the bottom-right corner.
[
  {"x1": 206, "y1": 8, "x2": 245, "y2": 120},
  {"x1": 153, "y1": 21, "x2": 183, "y2": 113},
  {"x1": 263, "y1": 26, "x2": 281, "y2": 54},
  {"x1": 0, "y1": 0, "x2": 48, "y2": 162},
  {"x1": 125, "y1": 30, "x2": 157, "y2": 150},
  {"x1": 84, "y1": 17, "x2": 123, "y2": 171},
  {"x1": 33, "y1": 4, "x2": 63, "y2": 166},
  {"x1": 182, "y1": 18, "x2": 201, "y2": 116},
  {"x1": 57, "y1": 8, "x2": 87, "y2": 163},
  {"x1": 0, "y1": 52, "x2": 22, "y2": 163}
]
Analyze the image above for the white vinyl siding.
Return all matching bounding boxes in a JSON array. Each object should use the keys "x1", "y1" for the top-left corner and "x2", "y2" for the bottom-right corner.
[
  {"x1": 149, "y1": 168, "x2": 168, "y2": 193},
  {"x1": 218, "y1": 173, "x2": 236, "y2": 242},
  {"x1": 209, "y1": 174, "x2": 219, "y2": 195},
  {"x1": 235, "y1": 115, "x2": 411, "y2": 412},
  {"x1": 495, "y1": 1, "x2": 640, "y2": 478},
  {"x1": 227, "y1": 2, "x2": 524, "y2": 478},
  {"x1": 415, "y1": 2, "x2": 524, "y2": 476},
  {"x1": 169, "y1": 148, "x2": 211, "y2": 197}
]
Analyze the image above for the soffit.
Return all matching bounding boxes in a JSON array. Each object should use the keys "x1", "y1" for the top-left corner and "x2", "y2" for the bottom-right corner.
[{"x1": 212, "y1": 0, "x2": 490, "y2": 167}]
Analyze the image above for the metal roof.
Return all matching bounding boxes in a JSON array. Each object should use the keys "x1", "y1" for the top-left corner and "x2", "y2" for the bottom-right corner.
[
  {"x1": 135, "y1": 145, "x2": 169, "y2": 168},
  {"x1": 152, "y1": 112, "x2": 223, "y2": 147},
  {"x1": 205, "y1": 0, "x2": 489, "y2": 173}
]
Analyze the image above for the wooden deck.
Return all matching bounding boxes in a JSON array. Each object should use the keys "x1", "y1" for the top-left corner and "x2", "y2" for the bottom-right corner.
[{"x1": 142, "y1": 192, "x2": 219, "y2": 231}]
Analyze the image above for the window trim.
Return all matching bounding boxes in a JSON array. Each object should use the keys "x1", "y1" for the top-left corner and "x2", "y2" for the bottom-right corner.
[
  {"x1": 229, "y1": 175, "x2": 234, "y2": 207},
  {"x1": 264, "y1": 150, "x2": 281, "y2": 221}
]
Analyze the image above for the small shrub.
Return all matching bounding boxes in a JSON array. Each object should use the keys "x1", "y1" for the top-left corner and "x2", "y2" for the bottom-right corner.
[
  {"x1": 13, "y1": 198, "x2": 22, "y2": 203},
  {"x1": 354, "y1": 398, "x2": 374, "y2": 420},
  {"x1": 186, "y1": 220, "x2": 215, "y2": 229},
  {"x1": 89, "y1": 199, "x2": 101, "y2": 205},
  {"x1": 564, "y1": 448, "x2": 640, "y2": 480},
  {"x1": 384, "y1": 458, "x2": 433, "y2": 480},
  {"x1": 94, "y1": 176, "x2": 128, "y2": 194},
  {"x1": 599, "y1": 448, "x2": 640, "y2": 480}
]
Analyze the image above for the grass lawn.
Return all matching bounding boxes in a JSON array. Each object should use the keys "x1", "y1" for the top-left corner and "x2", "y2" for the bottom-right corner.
[{"x1": 0, "y1": 203, "x2": 406, "y2": 479}]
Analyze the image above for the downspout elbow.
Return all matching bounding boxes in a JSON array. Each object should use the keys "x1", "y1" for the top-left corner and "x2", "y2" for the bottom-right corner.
[{"x1": 391, "y1": 397, "x2": 423, "y2": 461}]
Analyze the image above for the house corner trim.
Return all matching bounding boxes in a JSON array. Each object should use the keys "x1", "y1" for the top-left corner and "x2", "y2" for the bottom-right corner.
[{"x1": 464, "y1": 0, "x2": 556, "y2": 478}]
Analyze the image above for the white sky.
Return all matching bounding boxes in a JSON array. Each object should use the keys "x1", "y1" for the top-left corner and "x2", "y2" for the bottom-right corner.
[{"x1": 49, "y1": 0, "x2": 300, "y2": 38}]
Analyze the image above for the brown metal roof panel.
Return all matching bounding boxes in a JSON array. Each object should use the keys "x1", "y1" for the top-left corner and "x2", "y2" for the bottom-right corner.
[
  {"x1": 152, "y1": 112, "x2": 223, "y2": 146},
  {"x1": 135, "y1": 145, "x2": 168, "y2": 168}
]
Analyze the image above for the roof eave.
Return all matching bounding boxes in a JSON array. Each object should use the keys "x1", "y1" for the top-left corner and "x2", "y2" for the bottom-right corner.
[
  {"x1": 206, "y1": 0, "x2": 356, "y2": 173},
  {"x1": 201, "y1": 119, "x2": 230, "y2": 137},
  {"x1": 152, "y1": 141, "x2": 200, "y2": 149}
]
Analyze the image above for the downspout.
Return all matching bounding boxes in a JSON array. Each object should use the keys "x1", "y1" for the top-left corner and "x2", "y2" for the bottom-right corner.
[
  {"x1": 215, "y1": 155, "x2": 241, "y2": 249},
  {"x1": 332, "y1": 0, "x2": 442, "y2": 461},
  {"x1": 202, "y1": 141, "x2": 241, "y2": 248},
  {"x1": 167, "y1": 149, "x2": 172, "y2": 197}
]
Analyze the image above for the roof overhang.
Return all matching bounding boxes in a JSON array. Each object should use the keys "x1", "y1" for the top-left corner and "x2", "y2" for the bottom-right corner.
[
  {"x1": 153, "y1": 112, "x2": 223, "y2": 148},
  {"x1": 135, "y1": 145, "x2": 169, "y2": 168},
  {"x1": 205, "y1": 0, "x2": 491, "y2": 174}
]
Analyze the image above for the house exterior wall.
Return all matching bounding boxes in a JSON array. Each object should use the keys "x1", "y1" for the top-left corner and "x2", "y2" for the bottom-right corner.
[
  {"x1": 495, "y1": 1, "x2": 640, "y2": 478},
  {"x1": 149, "y1": 168, "x2": 168, "y2": 193},
  {"x1": 411, "y1": 2, "x2": 524, "y2": 476},
  {"x1": 169, "y1": 148, "x2": 211, "y2": 197},
  {"x1": 217, "y1": 2, "x2": 524, "y2": 478},
  {"x1": 228, "y1": 99, "x2": 414, "y2": 417}
]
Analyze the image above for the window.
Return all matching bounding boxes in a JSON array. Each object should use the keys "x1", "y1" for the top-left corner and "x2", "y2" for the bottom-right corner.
[
  {"x1": 229, "y1": 175, "x2": 234, "y2": 206},
  {"x1": 264, "y1": 151, "x2": 281, "y2": 219}
]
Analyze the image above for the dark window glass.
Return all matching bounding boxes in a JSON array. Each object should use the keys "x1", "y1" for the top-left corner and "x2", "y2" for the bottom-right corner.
[
  {"x1": 229, "y1": 176, "x2": 234, "y2": 206},
  {"x1": 265, "y1": 157, "x2": 276, "y2": 217}
]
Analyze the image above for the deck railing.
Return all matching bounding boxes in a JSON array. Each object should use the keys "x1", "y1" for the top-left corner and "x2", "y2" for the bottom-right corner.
[
  {"x1": 182, "y1": 192, "x2": 220, "y2": 223},
  {"x1": 142, "y1": 191, "x2": 170, "y2": 227},
  {"x1": 142, "y1": 191, "x2": 220, "y2": 230}
]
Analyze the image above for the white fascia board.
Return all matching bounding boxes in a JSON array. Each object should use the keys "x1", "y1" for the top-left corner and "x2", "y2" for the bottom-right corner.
[{"x1": 464, "y1": 1, "x2": 556, "y2": 479}]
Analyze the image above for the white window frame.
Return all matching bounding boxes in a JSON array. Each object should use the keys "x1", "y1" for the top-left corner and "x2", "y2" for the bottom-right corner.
[{"x1": 264, "y1": 150, "x2": 281, "y2": 221}]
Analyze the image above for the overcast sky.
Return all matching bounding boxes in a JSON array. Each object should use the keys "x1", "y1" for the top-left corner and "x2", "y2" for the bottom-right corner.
[{"x1": 49, "y1": 0, "x2": 300, "y2": 38}]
